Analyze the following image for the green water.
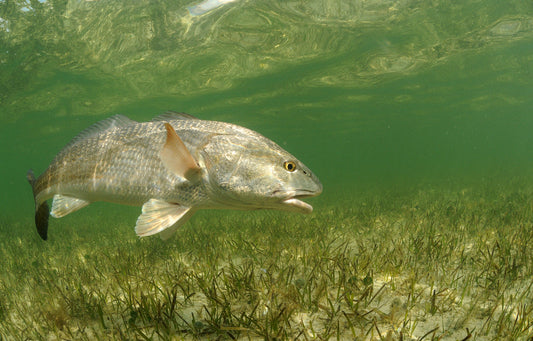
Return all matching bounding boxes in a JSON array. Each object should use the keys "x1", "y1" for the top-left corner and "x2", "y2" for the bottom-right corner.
[
  {"x1": 2, "y1": 0, "x2": 533, "y2": 217},
  {"x1": 1, "y1": 1, "x2": 533, "y2": 338}
]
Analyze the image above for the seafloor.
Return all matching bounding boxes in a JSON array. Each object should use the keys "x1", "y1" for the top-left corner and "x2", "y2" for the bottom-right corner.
[{"x1": 1, "y1": 181, "x2": 532, "y2": 340}]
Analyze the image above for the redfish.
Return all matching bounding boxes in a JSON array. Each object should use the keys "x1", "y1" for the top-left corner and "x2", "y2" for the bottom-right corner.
[{"x1": 27, "y1": 112, "x2": 322, "y2": 240}]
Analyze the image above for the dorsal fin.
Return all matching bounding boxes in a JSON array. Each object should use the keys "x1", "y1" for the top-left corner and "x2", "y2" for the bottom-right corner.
[
  {"x1": 65, "y1": 115, "x2": 137, "y2": 148},
  {"x1": 152, "y1": 111, "x2": 199, "y2": 122}
]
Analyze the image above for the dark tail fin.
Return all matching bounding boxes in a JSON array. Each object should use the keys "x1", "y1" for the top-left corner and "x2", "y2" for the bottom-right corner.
[{"x1": 27, "y1": 169, "x2": 49, "y2": 240}]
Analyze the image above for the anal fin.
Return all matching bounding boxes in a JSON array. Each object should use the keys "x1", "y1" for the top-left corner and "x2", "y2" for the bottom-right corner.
[
  {"x1": 51, "y1": 195, "x2": 90, "y2": 218},
  {"x1": 135, "y1": 199, "x2": 195, "y2": 238}
]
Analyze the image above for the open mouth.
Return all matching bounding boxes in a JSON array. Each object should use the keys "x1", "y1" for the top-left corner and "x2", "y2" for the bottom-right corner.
[
  {"x1": 282, "y1": 197, "x2": 313, "y2": 214},
  {"x1": 279, "y1": 189, "x2": 320, "y2": 214}
]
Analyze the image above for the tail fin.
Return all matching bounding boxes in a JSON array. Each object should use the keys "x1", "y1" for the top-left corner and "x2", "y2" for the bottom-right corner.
[{"x1": 27, "y1": 169, "x2": 49, "y2": 240}]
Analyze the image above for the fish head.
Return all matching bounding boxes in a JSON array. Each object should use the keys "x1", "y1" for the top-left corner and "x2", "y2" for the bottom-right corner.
[{"x1": 203, "y1": 132, "x2": 322, "y2": 213}]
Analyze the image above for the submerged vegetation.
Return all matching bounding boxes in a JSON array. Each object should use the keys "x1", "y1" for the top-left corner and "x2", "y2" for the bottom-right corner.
[
  {"x1": 2, "y1": 0, "x2": 532, "y2": 339},
  {"x1": 1, "y1": 181, "x2": 533, "y2": 340}
]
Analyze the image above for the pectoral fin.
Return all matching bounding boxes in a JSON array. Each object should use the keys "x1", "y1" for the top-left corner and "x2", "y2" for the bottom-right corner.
[
  {"x1": 161, "y1": 123, "x2": 202, "y2": 182},
  {"x1": 51, "y1": 195, "x2": 90, "y2": 218},
  {"x1": 135, "y1": 199, "x2": 195, "y2": 238}
]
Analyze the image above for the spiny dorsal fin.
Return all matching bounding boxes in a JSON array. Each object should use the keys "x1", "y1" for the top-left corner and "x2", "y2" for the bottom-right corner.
[
  {"x1": 64, "y1": 115, "x2": 138, "y2": 148},
  {"x1": 152, "y1": 111, "x2": 199, "y2": 122},
  {"x1": 135, "y1": 199, "x2": 194, "y2": 237},
  {"x1": 161, "y1": 123, "x2": 202, "y2": 182}
]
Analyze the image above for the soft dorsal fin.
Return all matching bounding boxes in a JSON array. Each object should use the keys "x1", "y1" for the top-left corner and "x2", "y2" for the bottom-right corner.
[
  {"x1": 152, "y1": 111, "x2": 199, "y2": 122},
  {"x1": 64, "y1": 115, "x2": 137, "y2": 148},
  {"x1": 161, "y1": 123, "x2": 202, "y2": 182}
]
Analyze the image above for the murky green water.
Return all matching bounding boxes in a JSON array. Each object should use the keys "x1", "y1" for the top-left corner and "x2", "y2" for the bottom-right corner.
[
  {"x1": 2, "y1": 0, "x2": 533, "y2": 218},
  {"x1": 2, "y1": 1, "x2": 533, "y2": 338}
]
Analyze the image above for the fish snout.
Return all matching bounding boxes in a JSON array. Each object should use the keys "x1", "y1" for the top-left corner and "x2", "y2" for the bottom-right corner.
[
  {"x1": 311, "y1": 179, "x2": 323, "y2": 196},
  {"x1": 293, "y1": 187, "x2": 322, "y2": 198}
]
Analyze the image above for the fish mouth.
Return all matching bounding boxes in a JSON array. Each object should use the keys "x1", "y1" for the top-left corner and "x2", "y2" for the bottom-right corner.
[{"x1": 277, "y1": 189, "x2": 321, "y2": 214}]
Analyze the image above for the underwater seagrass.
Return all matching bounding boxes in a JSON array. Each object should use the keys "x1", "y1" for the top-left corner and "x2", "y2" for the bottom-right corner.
[{"x1": 27, "y1": 112, "x2": 322, "y2": 240}]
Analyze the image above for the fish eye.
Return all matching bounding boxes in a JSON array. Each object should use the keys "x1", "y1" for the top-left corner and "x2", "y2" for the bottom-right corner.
[{"x1": 283, "y1": 161, "x2": 296, "y2": 172}]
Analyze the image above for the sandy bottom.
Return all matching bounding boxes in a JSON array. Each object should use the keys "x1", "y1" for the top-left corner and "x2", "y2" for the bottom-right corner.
[{"x1": 1, "y1": 184, "x2": 532, "y2": 340}]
